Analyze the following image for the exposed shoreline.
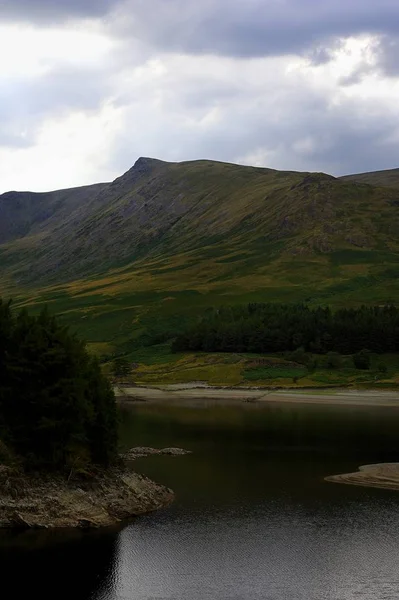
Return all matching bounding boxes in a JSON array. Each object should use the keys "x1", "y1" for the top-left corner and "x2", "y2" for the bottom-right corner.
[
  {"x1": 325, "y1": 463, "x2": 399, "y2": 491},
  {"x1": 115, "y1": 384, "x2": 399, "y2": 407},
  {"x1": 0, "y1": 464, "x2": 174, "y2": 529}
]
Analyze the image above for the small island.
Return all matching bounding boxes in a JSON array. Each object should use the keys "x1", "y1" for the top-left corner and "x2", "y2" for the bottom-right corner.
[{"x1": 0, "y1": 299, "x2": 173, "y2": 529}]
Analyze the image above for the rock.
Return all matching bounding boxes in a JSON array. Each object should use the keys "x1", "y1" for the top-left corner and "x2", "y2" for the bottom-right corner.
[
  {"x1": 0, "y1": 468, "x2": 174, "y2": 529},
  {"x1": 160, "y1": 448, "x2": 192, "y2": 456},
  {"x1": 78, "y1": 518, "x2": 98, "y2": 529},
  {"x1": 122, "y1": 446, "x2": 192, "y2": 459},
  {"x1": 10, "y1": 512, "x2": 40, "y2": 529}
]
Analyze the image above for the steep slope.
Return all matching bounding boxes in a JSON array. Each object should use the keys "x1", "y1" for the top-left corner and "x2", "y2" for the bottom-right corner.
[
  {"x1": 4, "y1": 158, "x2": 399, "y2": 284},
  {"x1": 340, "y1": 168, "x2": 399, "y2": 189},
  {"x1": 2, "y1": 157, "x2": 399, "y2": 353},
  {"x1": 0, "y1": 183, "x2": 107, "y2": 245}
]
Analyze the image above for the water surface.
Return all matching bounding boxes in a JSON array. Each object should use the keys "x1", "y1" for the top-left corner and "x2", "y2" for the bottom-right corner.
[{"x1": 1, "y1": 401, "x2": 399, "y2": 600}]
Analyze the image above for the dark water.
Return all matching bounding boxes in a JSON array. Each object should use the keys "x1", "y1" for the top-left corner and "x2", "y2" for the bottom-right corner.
[{"x1": 2, "y1": 401, "x2": 399, "y2": 600}]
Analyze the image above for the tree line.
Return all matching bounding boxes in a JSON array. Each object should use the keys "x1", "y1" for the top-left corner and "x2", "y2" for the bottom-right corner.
[
  {"x1": 0, "y1": 299, "x2": 117, "y2": 472},
  {"x1": 172, "y1": 303, "x2": 399, "y2": 355}
]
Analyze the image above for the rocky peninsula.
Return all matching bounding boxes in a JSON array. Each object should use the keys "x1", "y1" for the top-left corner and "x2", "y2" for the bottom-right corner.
[{"x1": 0, "y1": 460, "x2": 175, "y2": 529}]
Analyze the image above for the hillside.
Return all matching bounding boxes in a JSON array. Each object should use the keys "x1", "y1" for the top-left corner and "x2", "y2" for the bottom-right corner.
[
  {"x1": 0, "y1": 183, "x2": 107, "y2": 245},
  {"x1": 340, "y1": 168, "x2": 399, "y2": 189},
  {"x1": 2, "y1": 157, "x2": 399, "y2": 356}
]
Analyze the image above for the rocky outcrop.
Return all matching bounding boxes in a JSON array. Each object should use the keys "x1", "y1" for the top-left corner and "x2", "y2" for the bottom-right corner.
[
  {"x1": 0, "y1": 465, "x2": 173, "y2": 529},
  {"x1": 123, "y1": 446, "x2": 192, "y2": 459}
]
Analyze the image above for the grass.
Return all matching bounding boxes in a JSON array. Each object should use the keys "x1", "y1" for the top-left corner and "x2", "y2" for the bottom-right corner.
[
  {"x1": 107, "y1": 345, "x2": 399, "y2": 389},
  {"x1": 4, "y1": 158, "x2": 399, "y2": 363},
  {"x1": 243, "y1": 367, "x2": 307, "y2": 381}
]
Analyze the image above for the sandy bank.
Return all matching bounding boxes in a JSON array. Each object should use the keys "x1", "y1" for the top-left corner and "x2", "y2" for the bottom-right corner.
[
  {"x1": 325, "y1": 463, "x2": 399, "y2": 491},
  {"x1": 115, "y1": 385, "x2": 399, "y2": 407},
  {"x1": 0, "y1": 465, "x2": 173, "y2": 529}
]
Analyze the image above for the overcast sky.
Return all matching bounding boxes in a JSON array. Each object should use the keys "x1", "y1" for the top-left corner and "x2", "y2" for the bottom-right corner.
[{"x1": 1, "y1": 0, "x2": 399, "y2": 192}]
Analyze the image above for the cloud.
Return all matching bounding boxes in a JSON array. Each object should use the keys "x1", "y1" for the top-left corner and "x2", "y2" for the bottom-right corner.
[
  {"x1": 0, "y1": 23, "x2": 122, "y2": 148},
  {"x1": 0, "y1": 67, "x2": 116, "y2": 148},
  {"x1": 0, "y1": 1, "x2": 399, "y2": 192},
  {"x1": 374, "y1": 35, "x2": 399, "y2": 76},
  {"x1": 103, "y1": 52, "x2": 399, "y2": 179},
  {"x1": 0, "y1": 0, "x2": 117, "y2": 22},
  {"x1": 113, "y1": 0, "x2": 399, "y2": 62}
]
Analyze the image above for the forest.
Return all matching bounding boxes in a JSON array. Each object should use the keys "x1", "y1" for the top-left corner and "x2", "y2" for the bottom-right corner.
[
  {"x1": 172, "y1": 303, "x2": 399, "y2": 355},
  {"x1": 0, "y1": 299, "x2": 117, "y2": 472}
]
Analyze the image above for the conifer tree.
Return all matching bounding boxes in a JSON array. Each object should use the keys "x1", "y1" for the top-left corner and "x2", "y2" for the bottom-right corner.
[{"x1": 0, "y1": 301, "x2": 118, "y2": 471}]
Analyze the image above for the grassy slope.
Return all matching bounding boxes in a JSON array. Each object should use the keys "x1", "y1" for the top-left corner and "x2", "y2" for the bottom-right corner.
[
  {"x1": 2, "y1": 158, "x2": 399, "y2": 386},
  {"x1": 340, "y1": 168, "x2": 399, "y2": 189}
]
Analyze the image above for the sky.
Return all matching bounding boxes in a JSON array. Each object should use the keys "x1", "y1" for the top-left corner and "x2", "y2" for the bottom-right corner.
[{"x1": 1, "y1": 0, "x2": 399, "y2": 192}]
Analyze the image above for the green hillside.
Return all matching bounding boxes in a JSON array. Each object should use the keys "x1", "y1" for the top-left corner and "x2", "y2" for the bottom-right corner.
[
  {"x1": 2, "y1": 157, "x2": 399, "y2": 359},
  {"x1": 340, "y1": 168, "x2": 399, "y2": 189}
]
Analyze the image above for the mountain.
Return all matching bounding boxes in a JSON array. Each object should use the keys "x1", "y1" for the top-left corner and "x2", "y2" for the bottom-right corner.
[
  {"x1": 340, "y1": 168, "x2": 399, "y2": 189},
  {"x1": 2, "y1": 158, "x2": 399, "y2": 354}
]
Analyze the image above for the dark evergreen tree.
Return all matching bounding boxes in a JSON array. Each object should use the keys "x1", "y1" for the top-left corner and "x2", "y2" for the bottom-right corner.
[
  {"x1": 0, "y1": 301, "x2": 117, "y2": 471},
  {"x1": 172, "y1": 303, "x2": 399, "y2": 355}
]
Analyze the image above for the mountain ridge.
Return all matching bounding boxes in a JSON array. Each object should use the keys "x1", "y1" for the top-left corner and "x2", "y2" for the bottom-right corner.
[
  {"x1": 2, "y1": 157, "x2": 399, "y2": 353},
  {"x1": 341, "y1": 167, "x2": 399, "y2": 189}
]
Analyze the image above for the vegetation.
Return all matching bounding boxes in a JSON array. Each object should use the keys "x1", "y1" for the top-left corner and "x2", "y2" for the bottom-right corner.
[
  {"x1": 114, "y1": 342, "x2": 399, "y2": 389},
  {"x1": 341, "y1": 167, "x2": 399, "y2": 189},
  {"x1": 353, "y1": 350, "x2": 371, "y2": 370},
  {"x1": 112, "y1": 357, "x2": 131, "y2": 379},
  {"x1": 0, "y1": 299, "x2": 117, "y2": 472},
  {"x1": 3, "y1": 158, "x2": 399, "y2": 361},
  {"x1": 172, "y1": 303, "x2": 399, "y2": 355}
]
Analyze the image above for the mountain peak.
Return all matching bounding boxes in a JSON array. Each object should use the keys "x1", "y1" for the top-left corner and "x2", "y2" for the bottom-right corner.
[{"x1": 133, "y1": 156, "x2": 167, "y2": 173}]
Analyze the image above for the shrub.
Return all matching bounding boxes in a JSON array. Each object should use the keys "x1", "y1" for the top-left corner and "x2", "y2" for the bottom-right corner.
[
  {"x1": 112, "y1": 356, "x2": 131, "y2": 379},
  {"x1": 325, "y1": 352, "x2": 342, "y2": 369},
  {"x1": 353, "y1": 349, "x2": 371, "y2": 370}
]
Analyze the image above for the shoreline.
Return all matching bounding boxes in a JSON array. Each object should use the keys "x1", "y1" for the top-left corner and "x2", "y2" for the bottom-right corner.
[
  {"x1": 326, "y1": 463, "x2": 399, "y2": 491},
  {"x1": 115, "y1": 384, "x2": 399, "y2": 407}
]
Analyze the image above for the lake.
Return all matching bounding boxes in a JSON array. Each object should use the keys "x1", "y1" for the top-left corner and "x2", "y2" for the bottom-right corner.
[{"x1": 1, "y1": 400, "x2": 399, "y2": 600}]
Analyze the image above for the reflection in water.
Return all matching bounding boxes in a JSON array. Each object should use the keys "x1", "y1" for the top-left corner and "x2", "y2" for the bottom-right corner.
[
  {"x1": 0, "y1": 527, "x2": 119, "y2": 600},
  {"x1": 2, "y1": 401, "x2": 399, "y2": 600},
  {"x1": 119, "y1": 401, "x2": 399, "y2": 458}
]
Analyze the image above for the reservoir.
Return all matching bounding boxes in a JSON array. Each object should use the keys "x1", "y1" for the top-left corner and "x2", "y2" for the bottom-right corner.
[{"x1": 1, "y1": 400, "x2": 399, "y2": 600}]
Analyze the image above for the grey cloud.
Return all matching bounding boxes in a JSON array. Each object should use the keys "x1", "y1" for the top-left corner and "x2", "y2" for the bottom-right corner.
[
  {"x1": 0, "y1": 66, "x2": 114, "y2": 148},
  {"x1": 115, "y1": 0, "x2": 399, "y2": 61},
  {"x1": 106, "y1": 69, "x2": 399, "y2": 179},
  {"x1": 0, "y1": 0, "x2": 117, "y2": 22},
  {"x1": 4, "y1": 0, "x2": 399, "y2": 76},
  {"x1": 374, "y1": 36, "x2": 399, "y2": 76},
  {"x1": 1, "y1": 0, "x2": 399, "y2": 186}
]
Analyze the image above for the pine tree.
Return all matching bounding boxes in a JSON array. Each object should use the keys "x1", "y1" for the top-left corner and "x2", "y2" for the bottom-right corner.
[{"x1": 0, "y1": 301, "x2": 118, "y2": 471}]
